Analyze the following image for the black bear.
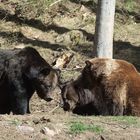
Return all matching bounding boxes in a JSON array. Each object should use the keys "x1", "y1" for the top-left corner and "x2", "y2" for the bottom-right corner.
[
  {"x1": 0, "y1": 47, "x2": 59, "y2": 115},
  {"x1": 61, "y1": 58, "x2": 140, "y2": 116}
]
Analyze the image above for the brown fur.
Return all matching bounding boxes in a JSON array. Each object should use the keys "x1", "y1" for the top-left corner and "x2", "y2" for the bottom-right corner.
[{"x1": 61, "y1": 58, "x2": 140, "y2": 116}]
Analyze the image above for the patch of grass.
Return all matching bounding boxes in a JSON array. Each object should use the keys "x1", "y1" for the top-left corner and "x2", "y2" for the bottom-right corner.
[
  {"x1": 110, "y1": 116, "x2": 139, "y2": 126},
  {"x1": 42, "y1": 138, "x2": 48, "y2": 140},
  {"x1": 10, "y1": 119, "x2": 22, "y2": 126},
  {"x1": 69, "y1": 121, "x2": 103, "y2": 134},
  {"x1": 124, "y1": 0, "x2": 136, "y2": 12},
  {"x1": 116, "y1": 0, "x2": 139, "y2": 13}
]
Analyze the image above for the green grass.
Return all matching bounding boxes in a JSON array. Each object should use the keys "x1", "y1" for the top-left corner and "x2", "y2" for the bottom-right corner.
[
  {"x1": 69, "y1": 121, "x2": 103, "y2": 134},
  {"x1": 42, "y1": 138, "x2": 48, "y2": 140},
  {"x1": 116, "y1": 0, "x2": 139, "y2": 13},
  {"x1": 110, "y1": 116, "x2": 139, "y2": 126},
  {"x1": 124, "y1": 0, "x2": 136, "y2": 12},
  {"x1": 10, "y1": 119, "x2": 22, "y2": 126}
]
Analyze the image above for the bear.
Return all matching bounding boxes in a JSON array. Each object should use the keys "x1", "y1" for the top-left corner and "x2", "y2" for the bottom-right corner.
[
  {"x1": 61, "y1": 58, "x2": 140, "y2": 116},
  {"x1": 0, "y1": 47, "x2": 59, "y2": 115}
]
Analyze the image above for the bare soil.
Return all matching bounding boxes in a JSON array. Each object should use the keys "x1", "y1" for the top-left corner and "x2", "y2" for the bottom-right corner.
[{"x1": 0, "y1": 0, "x2": 140, "y2": 140}]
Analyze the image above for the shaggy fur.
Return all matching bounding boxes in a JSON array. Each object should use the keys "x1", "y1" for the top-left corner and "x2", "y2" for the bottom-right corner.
[
  {"x1": 61, "y1": 58, "x2": 140, "y2": 116},
  {"x1": 0, "y1": 47, "x2": 59, "y2": 115}
]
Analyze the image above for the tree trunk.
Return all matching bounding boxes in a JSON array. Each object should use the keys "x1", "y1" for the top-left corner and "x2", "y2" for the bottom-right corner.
[{"x1": 95, "y1": 0, "x2": 116, "y2": 58}]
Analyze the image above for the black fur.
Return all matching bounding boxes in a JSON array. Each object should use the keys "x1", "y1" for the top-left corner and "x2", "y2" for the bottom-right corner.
[{"x1": 0, "y1": 47, "x2": 58, "y2": 115}]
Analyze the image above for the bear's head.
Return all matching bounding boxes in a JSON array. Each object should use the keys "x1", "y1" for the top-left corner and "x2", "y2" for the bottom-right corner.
[
  {"x1": 60, "y1": 59, "x2": 106, "y2": 115},
  {"x1": 21, "y1": 47, "x2": 60, "y2": 102},
  {"x1": 37, "y1": 68, "x2": 59, "y2": 101},
  {"x1": 61, "y1": 80, "x2": 79, "y2": 111},
  {"x1": 28, "y1": 66, "x2": 59, "y2": 102},
  {"x1": 60, "y1": 80, "x2": 100, "y2": 115}
]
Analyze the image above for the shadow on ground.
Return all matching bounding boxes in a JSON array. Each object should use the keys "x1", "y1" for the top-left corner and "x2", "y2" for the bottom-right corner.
[
  {"x1": 115, "y1": 8, "x2": 140, "y2": 23},
  {"x1": 71, "y1": 39, "x2": 140, "y2": 72},
  {"x1": 0, "y1": 9, "x2": 93, "y2": 38},
  {"x1": 114, "y1": 41, "x2": 140, "y2": 71},
  {"x1": 0, "y1": 9, "x2": 69, "y2": 33},
  {"x1": 0, "y1": 31, "x2": 67, "y2": 50}
]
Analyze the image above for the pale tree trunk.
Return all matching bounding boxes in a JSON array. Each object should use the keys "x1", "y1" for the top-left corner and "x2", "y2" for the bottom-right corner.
[{"x1": 95, "y1": 0, "x2": 116, "y2": 58}]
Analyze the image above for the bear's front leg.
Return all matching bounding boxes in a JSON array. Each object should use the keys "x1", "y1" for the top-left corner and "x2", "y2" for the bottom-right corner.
[
  {"x1": 107, "y1": 100, "x2": 124, "y2": 116},
  {"x1": 27, "y1": 98, "x2": 31, "y2": 114},
  {"x1": 10, "y1": 80, "x2": 29, "y2": 115},
  {"x1": 112, "y1": 102, "x2": 124, "y2": 115},
  {"x1": 11, "y1": 96, "x2": 28, "y2": 115}
]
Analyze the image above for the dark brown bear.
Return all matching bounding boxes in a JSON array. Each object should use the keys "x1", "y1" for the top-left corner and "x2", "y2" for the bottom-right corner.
[
  {"x1": 61, "y1": 58, "x2": 140, "y2": 116},
  {"x1": 0, "y1": 47, "x2": 59, "y2": 115}
]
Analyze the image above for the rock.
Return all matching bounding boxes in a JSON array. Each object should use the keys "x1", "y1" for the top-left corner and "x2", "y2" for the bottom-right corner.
[
  {"x1": 40, "y1": 116, "x2": 51, "y2": 123},
  {"x1": 55, "y1": 35, "x2": 64, "y2": 43},
  {"x1": 14, "y1": 44, "x2": 25, "y2": 49},
  {"x1": 16, "y1": 125, "x2": 34, "y2": 134},
  {"x1": 80, "y1": 5, "x2": 87, "y2": 12},
  {"x1": 40, "y1": 127, "x2": 56, "y2": 136},
  {"x1": 33, "y1": 118, "x2": 40, "y2": 124}
]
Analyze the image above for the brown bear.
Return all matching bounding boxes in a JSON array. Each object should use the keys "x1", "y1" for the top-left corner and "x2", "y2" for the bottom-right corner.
[
  {"x1": 61, "y1": 58, "x2": 140, "y2": 116},
  {"x1": 0, "y1": 47, "x2": 59, "y2": 115}
]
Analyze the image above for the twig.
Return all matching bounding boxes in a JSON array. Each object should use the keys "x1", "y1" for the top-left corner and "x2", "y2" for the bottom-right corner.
[
  {"x1": 50, "y1": 0, "x2": 63, "y2": 7},
  {"x1": 48, "y1": 97, "x2": 62, "y2": 114},
  {"x1": 48, "y1": 104, "x2": 60, "y2": 114}
]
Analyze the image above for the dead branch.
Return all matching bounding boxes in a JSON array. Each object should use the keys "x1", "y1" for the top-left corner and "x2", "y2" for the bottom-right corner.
[
  {"x1": 48, "y1": 104, "x2": 60, "y2": 114},
  {"x1": 50, "y1": 0, "x2": 63, "y2": 7},
  {"x1": 61, "y1": 67, "x2": 83, "y2": 72}
]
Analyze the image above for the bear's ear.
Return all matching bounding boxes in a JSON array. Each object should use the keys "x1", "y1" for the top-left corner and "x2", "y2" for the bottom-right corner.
[
  {"x1": 85, "y1": 60, "x2": 92, "y2": 67},
  {"x1": 40, "y1": 68, "x2": 50, "y2": 76}
]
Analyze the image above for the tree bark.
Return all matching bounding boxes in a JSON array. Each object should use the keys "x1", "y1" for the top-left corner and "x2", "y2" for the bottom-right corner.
[{"x1": 95, "y1": 0, "x2": 116, "y2": 58}]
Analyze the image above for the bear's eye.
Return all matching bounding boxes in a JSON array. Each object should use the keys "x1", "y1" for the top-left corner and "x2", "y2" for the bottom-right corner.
[
  {"x1": 48, "y1": 85, "x2": 52, "y2": 89},
  {"x1": 40, "y1": 68, "x2": 50, "y2": 75}
]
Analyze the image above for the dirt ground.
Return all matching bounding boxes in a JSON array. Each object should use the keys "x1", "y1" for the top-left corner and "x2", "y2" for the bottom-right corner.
[{"x1": 0, "y1": 0, "x2": 140, "y2": 140}]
